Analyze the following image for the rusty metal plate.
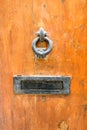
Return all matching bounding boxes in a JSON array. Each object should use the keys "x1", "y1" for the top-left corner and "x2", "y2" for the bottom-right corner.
[{"x1": 13, "y1": 75, "x2": 71, "y2": 94}]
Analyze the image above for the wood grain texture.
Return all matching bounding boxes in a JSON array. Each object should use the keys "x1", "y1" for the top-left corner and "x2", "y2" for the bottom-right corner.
[{"x1": 0, "y1": 0, "x2": 87, "y2": 130}]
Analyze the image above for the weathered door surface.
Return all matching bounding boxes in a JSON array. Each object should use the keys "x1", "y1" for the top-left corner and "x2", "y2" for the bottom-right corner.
[{"x1": 0, "y1": 0, "x2": 87, "y2": 130}]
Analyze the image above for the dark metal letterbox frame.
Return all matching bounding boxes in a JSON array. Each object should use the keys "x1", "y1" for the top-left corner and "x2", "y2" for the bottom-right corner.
[{"x1": 13, "y1": 75, "x2": 71, "y2": 94}]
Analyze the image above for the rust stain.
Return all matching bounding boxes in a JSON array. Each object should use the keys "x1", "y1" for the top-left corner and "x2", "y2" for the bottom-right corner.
[
  {"x1": 84, "y1": 104, "x2": 87, "y2": 111},
  {"x1": 43, "y1": 4, "x2": 46, "y2": 8},
  {"x1": 58, "y1": 121, "x2": 69, "y2": 130},
  {"x1": 61, "y1": 0, "x2": 65, "y2": 3},
  {"x1": 42, "y1": 95, "x2": 46, "y2": 102}
]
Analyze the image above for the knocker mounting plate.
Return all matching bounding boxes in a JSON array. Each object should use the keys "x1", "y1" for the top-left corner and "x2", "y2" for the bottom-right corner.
[{"x1": 32, "y1": 28, "x2": 53, "y2": 58}]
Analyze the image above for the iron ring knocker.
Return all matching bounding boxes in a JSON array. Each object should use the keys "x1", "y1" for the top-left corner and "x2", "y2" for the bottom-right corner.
[{"x1": 32, "y1": 28, "x2": 53, "y2": 58}]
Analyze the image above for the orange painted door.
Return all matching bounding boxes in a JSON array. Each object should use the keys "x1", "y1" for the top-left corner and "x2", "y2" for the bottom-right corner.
[{"x1": 0, "y1": 0, "x2": 87, "y2": 130}]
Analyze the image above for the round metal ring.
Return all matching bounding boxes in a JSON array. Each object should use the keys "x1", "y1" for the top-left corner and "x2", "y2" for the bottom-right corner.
[{"x1": 32, "y1": 37, "x2": 53, "y2": 58}]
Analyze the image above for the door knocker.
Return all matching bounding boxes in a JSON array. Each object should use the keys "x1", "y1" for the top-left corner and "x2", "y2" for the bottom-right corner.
[{"x1": 32, "y1": 28, "x2": 53, "y2": 58}]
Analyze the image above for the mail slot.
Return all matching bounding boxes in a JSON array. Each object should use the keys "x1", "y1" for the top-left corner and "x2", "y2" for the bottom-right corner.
[
  {"x1": 21, "y1": 80, "x2": 63, "y2": 90},
  {"x1": 14, "y1": 75, "x2": 71, "y2": 94}
]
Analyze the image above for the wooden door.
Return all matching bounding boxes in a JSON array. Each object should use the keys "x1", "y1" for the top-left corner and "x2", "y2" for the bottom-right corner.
[{"x1": 0, "y1": 0, "x2": 87, "y2": 130}]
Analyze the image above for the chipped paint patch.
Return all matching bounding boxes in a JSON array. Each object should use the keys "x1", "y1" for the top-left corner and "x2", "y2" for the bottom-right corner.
[
  {"x1": 58, "y1": 121, "x2": 69, "y2": 130},
  {"x1": 38, "y1": 21, "x2": 44, "y2": 28}
]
